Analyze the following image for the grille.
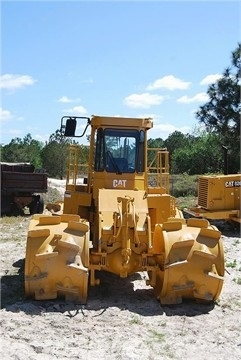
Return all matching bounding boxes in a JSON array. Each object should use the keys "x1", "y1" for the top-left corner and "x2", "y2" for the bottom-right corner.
[{"x1": 198, "y1": 178, "x2": 209, "y2": 208}]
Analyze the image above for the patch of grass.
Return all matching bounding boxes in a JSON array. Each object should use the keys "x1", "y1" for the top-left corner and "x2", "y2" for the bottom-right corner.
[
  {"x1": 235, "y1": 277, "x2": 241, "y2": 285},
  {"x1": 158, "y1": 320, "x2": 167, "y2": 328},
  {"x1": 170, "y1": 174, "x2": 198, "y2": 198},
  {"x1": 148, "y1": 329, "x2": 165, "y2": 342},
  {"x1": 0, "y1": 215, "x2": 25, "y2": 225},
  {"x1": 0, "y1": 216, "x2": 29, "y2": 243},
  {"x1": 167, "y1": 174, "x2": 199, "y2": 210},
  {"x1": 175, "y1": 195, "x2": 197, "y2": 210},
  {"x1": 220, "y1": 295, "x2": 241, "y2": 311},
  {"x1": 129, "y1": 315, "x2": 142, "y2": 325},
  {"x1": 226, "y1": 259, "x2": 237, "y2": 268}
]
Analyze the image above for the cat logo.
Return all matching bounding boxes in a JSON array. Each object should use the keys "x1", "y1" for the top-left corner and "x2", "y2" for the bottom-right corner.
[
  {"x1": 225, "y1": 181, "x2": 241, "y2": 187},
  {"x1": 113, "y1": 179, "x2": 127, "y2": 188}
]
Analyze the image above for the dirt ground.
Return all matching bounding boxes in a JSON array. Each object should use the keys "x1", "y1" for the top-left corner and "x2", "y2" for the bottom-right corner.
[{"x1": 0, "y1": 189, "x2": 241, "y2": 359}]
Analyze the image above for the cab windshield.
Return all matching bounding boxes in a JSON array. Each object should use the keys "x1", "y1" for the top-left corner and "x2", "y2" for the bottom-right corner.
[{"x1": 94, "y1": 128, "x2": 144, "y2": 174}]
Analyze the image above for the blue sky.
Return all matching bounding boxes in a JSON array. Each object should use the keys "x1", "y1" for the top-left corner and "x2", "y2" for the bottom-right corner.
[{"x1": 1, "y1": 0, "x2": 240, "y2": 145}]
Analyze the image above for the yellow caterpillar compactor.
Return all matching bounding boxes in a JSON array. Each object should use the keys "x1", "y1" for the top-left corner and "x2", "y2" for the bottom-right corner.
[{"x1": 25, "y1": 115, "x2": 224, "y2": 305}]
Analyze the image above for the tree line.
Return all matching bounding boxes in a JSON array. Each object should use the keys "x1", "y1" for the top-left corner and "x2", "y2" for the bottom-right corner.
[{"x1": 1, "y1": 44, "x2": 240, "y2": 177}]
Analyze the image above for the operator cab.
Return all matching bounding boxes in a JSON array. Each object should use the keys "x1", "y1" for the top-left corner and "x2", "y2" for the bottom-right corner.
[
  {"x1": 94, "y1": 128, "x2": 145, "y2": 174},
  {"x1": 61, "y1": 115, "x2": 150, "y2": 179}
]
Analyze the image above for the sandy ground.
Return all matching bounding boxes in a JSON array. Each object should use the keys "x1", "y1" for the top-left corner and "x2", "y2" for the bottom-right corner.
[{"x1": 0, "y1": 187, "x2": 241, "y2": 359}]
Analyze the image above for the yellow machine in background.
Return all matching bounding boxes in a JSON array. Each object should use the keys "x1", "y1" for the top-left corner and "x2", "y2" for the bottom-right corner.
[
  {"x1": 25, "y1": 115, "x2": 224, "y2": 305},
  {"x1": 184, "y1": 174, "x2": 241, "y2": 224}
]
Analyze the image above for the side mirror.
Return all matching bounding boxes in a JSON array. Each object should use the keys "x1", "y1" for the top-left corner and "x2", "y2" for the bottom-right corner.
[
  {"x1": 64, "y1": 118, "x2": 77, "y2": 137},
  {"x1": 61, "y1": 116, "x2": 91, "y2": 137}
]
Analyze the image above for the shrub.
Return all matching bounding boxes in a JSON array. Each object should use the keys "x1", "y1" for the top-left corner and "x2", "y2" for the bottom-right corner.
[{"x1": 170, "y1": 174, "x2": 198, "y2": 197}]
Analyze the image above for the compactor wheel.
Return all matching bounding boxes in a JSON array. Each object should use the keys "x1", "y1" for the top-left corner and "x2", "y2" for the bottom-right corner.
[
  {"x1": 25, "y1": 214, "x2": 90, "y2": 303},
  {"x1": 150, "y1": 218, "x2": 224, "y2": 305}
]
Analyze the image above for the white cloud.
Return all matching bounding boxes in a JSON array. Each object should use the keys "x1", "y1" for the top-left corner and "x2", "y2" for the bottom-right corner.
[
  {"x1": 177, "y1": 92, "x2": 208, "y2": 104},
  {"x1": 200, "y1": 74, "x2": 222, "y2": 85},
  {"x1": 124, "y1": 93, "x2": 164, "y2": 108},
  {"x1": 132, "y1": 113, "x2": 191, "y2": 139},
  {"x1": 63, "y1": 105, "x2": 88, "y2": 115},
  {"x1": 0, "y1": 108, "x2": 13, "y2": 122},
  {"x1": 0, "y1": 74, "x2": 36, "y2": 90},
  {"x1": 34, "y1": 134, "x2": 50, "y2": 143},
  {"x1": 58, "y1": 96, "x2": 72, "y2": 103},
  {"x1": 58, "y1": 96, "x2": 81, "y2": 103},
  {"x1": 146, "y1": 75, "x2": 191, "y2": 91},
  {"x1": 148, "y1": 122, "x2": 191, "y2": 140}
]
